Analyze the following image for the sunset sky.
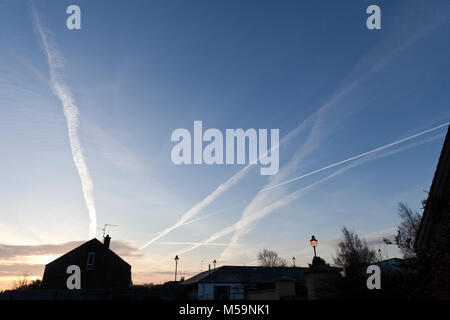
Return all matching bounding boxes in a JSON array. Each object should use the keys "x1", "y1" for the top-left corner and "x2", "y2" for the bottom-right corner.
[{"x1": 1, "y1": 0, "x2": 449, "y2": 290}]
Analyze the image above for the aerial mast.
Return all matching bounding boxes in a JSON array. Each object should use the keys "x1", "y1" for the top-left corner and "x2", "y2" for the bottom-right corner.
[{"x1": 98, "y1": 224, "x2": 118, "y2": 237}]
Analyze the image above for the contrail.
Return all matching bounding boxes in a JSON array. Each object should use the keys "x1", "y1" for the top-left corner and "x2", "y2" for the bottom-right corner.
[
  {"x1": 153, "y1": 13, "x2": 450, "y2": 263},
  {"x1": 151, "y1": 132, "x2": 444, "y2": 265},
  {"x1": 143, "y1": 119, "x2": 448, "y2": 250},
  {"x1": 141, "y1": 62, "x2": 363, "y2": 250},
  {"x1": 143, "y1": 210, "x2": 225, "y2": 239},
  {"x1": 261, "y1": 122, "x2": 450, "y2": 192},
  {"x1": 221, "y1": 120, "x2": 449, "y2": 257},
  {"x1": 151, "y1": 162, "x2": 360, "y2": 267},
  {"x1": 32, "y1": 7, "x2": 97, "y2": 238},
  {"x1": 218, "y1": 132, "x2": 446, "y2": 261},
  {"x1": 141, "y1": 11, "x2": 450, "y2": 250},
  {"x1": 151, "y1": 154, "x2": 387, "y2": 266},
  {"x1": 154, "y1": 242, "x2": 237, "y2": 246},
  {"x1": 141, "y1": 110, "x2": 315, "y2": 250},
  {"x1": 139, "y1": 169, "x2": 253, "y2": 249},
  {"x1": 217, "y1": 18, "x2": 450, "y2": 262}
]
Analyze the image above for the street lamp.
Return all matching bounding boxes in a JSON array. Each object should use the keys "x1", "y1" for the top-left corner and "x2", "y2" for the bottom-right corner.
[
  {"x1": 310, "y1": 235, "x2": 318, "y2": 257},
  {"x1": 213, "y1": 259, "x2": 217, "y2": 268},
  {"x1": 292, "y1": 257, "x2": 296, "y2": 267},
  {"x1": 174, "y1": 255, "x2": 179, "y2": 281}
]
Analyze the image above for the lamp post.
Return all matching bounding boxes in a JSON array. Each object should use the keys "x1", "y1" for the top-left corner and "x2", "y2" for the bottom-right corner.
[
  {"x1": 213, "y1": 259, "x2": 217, "y2": 268},
  {"x1": 292, "y1": 257, "x2": 296, "y2": 267},
  {"x1": 310, "y1": 235, "x2": 318, "y2": 257},
  {"x1": 174, "y1": 255, "x2": 179, "y2": 281},
  {"x1": 378, "y1": 249, "x2": 382, "y2": 261}
]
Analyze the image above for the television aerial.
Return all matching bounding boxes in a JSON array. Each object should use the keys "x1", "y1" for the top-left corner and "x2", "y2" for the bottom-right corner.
[{"x1": 98, "y1": 224, "x2": 118, "y2": 237}]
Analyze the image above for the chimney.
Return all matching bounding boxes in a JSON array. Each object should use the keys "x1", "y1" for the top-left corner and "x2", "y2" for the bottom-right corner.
[{"x1": 104, "y1": 235, "x2": 111, "y2": 249}]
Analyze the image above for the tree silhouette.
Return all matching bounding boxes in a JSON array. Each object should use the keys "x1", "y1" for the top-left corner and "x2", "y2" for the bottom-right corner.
[
  {"x1": 10, "y1": 273, "x2": 30, "y2": 290},
  {"x1": 257, "y1": 249, "x2": 287, "y2": 267},
  {"x1": 9, "y1": 273, "x2": 41, "y2": 291},
  {"x1": 333, "y1": 227, "x2": 376, "y2": 277},
  {"x1": 394, "y1": 202, "x2": 421, "y2": 258}
]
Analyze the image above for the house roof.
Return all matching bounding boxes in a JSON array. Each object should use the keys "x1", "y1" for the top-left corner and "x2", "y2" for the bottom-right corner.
[
  {"x1": 181, "y1": 266, "x2": 307, "y2": 285},
  {"x1": 415, "y1": 125, "x2": 450, "y2": 250},
  {"x1": 375, "y1": 258, "x2": 404, "y2": 267},
  {"x1": 45, "y1": 238, "x2": 131, "y2": 268}
]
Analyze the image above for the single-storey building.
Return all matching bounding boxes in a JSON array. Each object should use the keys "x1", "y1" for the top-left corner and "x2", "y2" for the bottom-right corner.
[{"x1": 181, "y1": 266, "x2": 307, "y2": 300}]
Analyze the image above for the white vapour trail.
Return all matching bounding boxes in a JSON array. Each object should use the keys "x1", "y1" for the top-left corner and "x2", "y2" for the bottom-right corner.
[
  {"x1": 152, "y1": 13, "x2": 449, "y2": 263},
  {"x1": 140, "y1": 107, "x2": 316, "y2": 250},
  {"x1": 150, "y1": 133, "x2": 444, "y2": 265},
  {"x1": 217, "y1": 17, "x2": 450, "y2": 259},
  {"x1": 218, "y1": 132, "x2": 446, "y2": 261},
  {"x1": 142, "y1": 10, "x2": 449, "y2": 251},
  {"x1": 261, "y1": 122, "x2": 450, "y2": 192},
  {"x1": 154, "y1": 242, "x2": 237, "y2": 246},
  {"x1": 141, "y1": 53, "x2": 365, "y2": 251},
  {"x1": 32, "y1": 8, "x2": 97, "y2": 238},
  {"x1": 150, "y1": 162, "x2": 361, "y2": 267},
  {"x1": 139, "y1": 167, "x2": 253, "y2": 249},
  {"x1": 144, "y1": 209, "x2": 225, "y2": 239}
]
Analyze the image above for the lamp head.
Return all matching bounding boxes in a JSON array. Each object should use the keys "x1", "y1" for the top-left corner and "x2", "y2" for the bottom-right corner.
[{"x1": 310, "y1": 235, "x2": 318, "y2": 247}]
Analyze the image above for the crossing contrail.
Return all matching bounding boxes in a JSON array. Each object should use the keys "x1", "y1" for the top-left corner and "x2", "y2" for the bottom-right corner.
[
  {"x1": 261, "y1": 122, "x2": 450, "y2": 192},
  {"x1": 143, "y1": 209, "x2": 225, "y2": 239},
  {"x1": 154, "y1": 242, "x2": 237, "y2": 246},
  {"x1": 150, "y1": 132, "x2": 444, "y2": 267},
  {"x1": 139, "y1": 168, "x2": 253, "y2": 249},
  {"x1": 141, "y1": 10, "x2": 450, "y2": 251},
  {"x1": 218, "y1": 131, "x2": 446, "y2": 261},
  {"x1": 151, "y1": 158, "x2": 367, "y2": 267},
  {"x1": 140, "y1": 107, "x2": 314, "y2": 250},
  {"x1": 32, "y1": 7, "x2": 97, "y2": 238},
  {"x1": 156, "y1": 132, "x2": 445, "y2": 264}
]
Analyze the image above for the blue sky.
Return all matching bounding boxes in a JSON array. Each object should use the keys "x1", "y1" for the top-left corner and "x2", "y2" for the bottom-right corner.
[{"x1": 0, "y1": 0, "x2": 449, "y2": 286}]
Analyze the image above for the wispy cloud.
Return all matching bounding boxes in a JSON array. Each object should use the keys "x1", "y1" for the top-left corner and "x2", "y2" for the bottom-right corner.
[
  {"x1": 31, "y1": 6, "x2": 97, "y2": 238},
  {"x1": 139, "y1": 166, "x2": 254, "y2": 249},
  {"x1": 262, "y1": 122, "x2": 450, "y2": 192},
  {"x1": 151, "y1": 133, "x2": 442, "y2": 267},
  {"x1": 213, "y1": 17, "x2": 450, "y2": 263},
  {"x1": 0, "y1": 240, "x2": 142, "y2": 261},
  {"x1": 212, "y1": 72, "x2": 375, "y2": 263},
  {"x1": 142, "y1": 4, "x2": 448, "y2": 259},
  {"x1": 217, "y1": 132, "x2": 445, "y2": 261},
  {"x1": 140, "y1": 100, "x2": 324, "y2": 250},
  {"x1": 0, "y1": 240, "x2": 142, "y2": 289},
  {"x1": 145, "y1": 211, "x2": 220, "y2": 239},
  {"x1": 154, "y1": 242, "x2": 237, "y2": 246},
  {"x1": 150, "y1": 163, "x2": 361, "y2": 267}
]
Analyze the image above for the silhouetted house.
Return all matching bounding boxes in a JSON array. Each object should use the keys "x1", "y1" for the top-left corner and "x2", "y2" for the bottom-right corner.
[
  {"x1": 181, "y1": 266, "x2": 307, "y2": 300},
  {"x1": 415, "y1": 125, "x2": 450, "y2": 251},
  {"x1": 41, "y1": 236, "x2": 131, "y2": 290}
]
